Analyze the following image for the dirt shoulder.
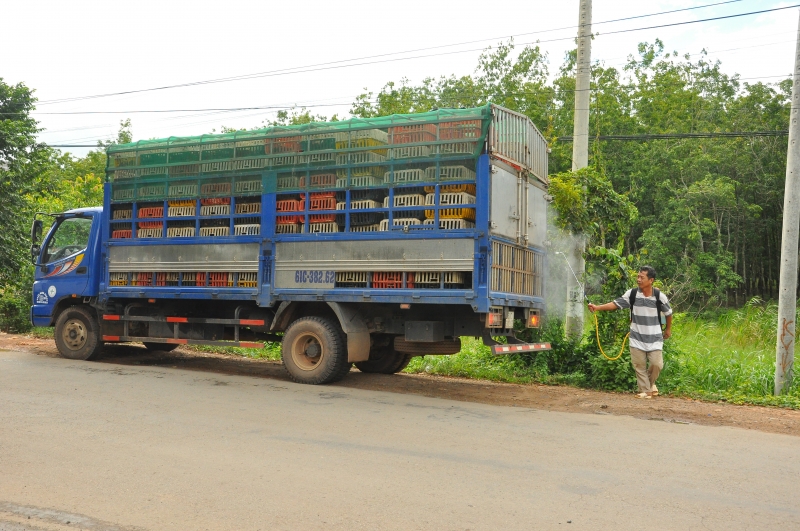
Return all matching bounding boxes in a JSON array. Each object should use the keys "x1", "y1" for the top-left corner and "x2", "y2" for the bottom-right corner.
[{"x1": 2, "y1": 332, "x2": 798, "y2": 437}]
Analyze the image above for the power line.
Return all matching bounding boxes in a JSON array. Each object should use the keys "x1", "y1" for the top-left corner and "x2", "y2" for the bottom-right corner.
[
  {"x1": 34, "y1": 0, "x2": 755, "y2": 106},
  {"x1": 557, "y1": 131, "x2": 789, "y2": 141}
]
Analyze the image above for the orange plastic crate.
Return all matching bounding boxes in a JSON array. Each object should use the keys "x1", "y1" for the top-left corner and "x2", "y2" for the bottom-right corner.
[
  {"x1": 138, "y1": 221, "x2": 162, "y2": 229},
  {"x1": 200, "y1": 197, "x2": 231, "y2": 206},
  {"x1": 309, "y1": 214, "x2": 336, "y2": 223},
  {"x1": 276, "y1": 215, "x2": 305, "y2": 224},
  {"x1": 439, "y1": 120, "x2": 482, "y2": 140},
  {"x1": 111, "y1": 229, "x2": 132, "y2": 239},
  {"x1": 133, "y1": 272, "x2": 153, "y2": 286},
  {"x1": 371, "y1": 272, "x2": 414, "y2": 289},
  {"x1": 310, "y1": 196, "x2": 336, "y2": 211},
  {"x1": 276, "y1": 199, "x2": 302, "y2": 212},
  {"x1": 270, "y1": 136, "x2": 302, "y2": 154},
  {"x1": 389, "y1": 124, "x2": 436, "y2": 144},
  {"x1": 138, "y1": 207, "x2": 163, "y2": 218}
]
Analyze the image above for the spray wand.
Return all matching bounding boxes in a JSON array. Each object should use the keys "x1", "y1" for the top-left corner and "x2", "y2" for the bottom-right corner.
[{"x1": 553, "y1": 251, "x2": 628, "y2": 361}]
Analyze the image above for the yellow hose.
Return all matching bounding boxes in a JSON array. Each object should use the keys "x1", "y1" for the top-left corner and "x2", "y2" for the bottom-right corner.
[{"x1": 594, "y1": 311, "x2": 629, "y2": 361}]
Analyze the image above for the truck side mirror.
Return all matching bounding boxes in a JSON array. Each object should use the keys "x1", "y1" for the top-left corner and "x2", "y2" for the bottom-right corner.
[
  {"x1": 31, "y1": 219, "x2": 43, "y2": 243},
  {"x1": 30, "y1": 244, "x2": 41, "y2": 265}
]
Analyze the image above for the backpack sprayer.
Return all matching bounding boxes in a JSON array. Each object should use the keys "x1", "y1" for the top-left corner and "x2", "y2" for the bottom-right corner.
[{"x1": 554, "y1": 251, "x2": 629, "y2": 361}]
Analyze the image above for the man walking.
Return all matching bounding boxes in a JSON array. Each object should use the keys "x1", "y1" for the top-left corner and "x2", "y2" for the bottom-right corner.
[{"x1": 588, "y1": 266, "x2": 673, "y2": 398}]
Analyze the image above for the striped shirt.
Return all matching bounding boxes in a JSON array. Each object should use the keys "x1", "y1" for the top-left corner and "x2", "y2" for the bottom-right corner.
[{"x1": 614, "y1": 289, "x2": 673, "y2": 352}]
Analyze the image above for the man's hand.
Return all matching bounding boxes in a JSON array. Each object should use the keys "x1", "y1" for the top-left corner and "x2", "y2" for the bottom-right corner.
[
  {"x1": 587, "y1": 303, "x2": 598, "y2": 313},
  {"x1": 663, "y1": 328, "x2": 672, "y2": 340}
]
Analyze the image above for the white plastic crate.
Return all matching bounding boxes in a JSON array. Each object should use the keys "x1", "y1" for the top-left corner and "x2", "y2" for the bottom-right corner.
[
  {"x1": 333, "y1": 129, "x2": 388, "y2": 144},
  {"x1": 349, "y1": 223, "x2": 382, "y2": 232},
  {"x1": 235, "y1": 180, "x2": 262, "y2": 194},
  {"x1": 424, "y1": 192, "x2": 476, "y2": 206},
  {"x1": 348, "y1": 176, "x2": 383, "y2": 188},
  {"x1": 168, "y1": 184, "x2": 198, "y2": 197},
  {"x1": 383, "y1": 194, "x2": 425, "y2": 208},
  {"x1": 109, "y1": 272, "x2": 128, "y2": 286},
  {"x1": 378, "y1": 218, "x2": 421, "y2": 231},
  {"x1": 413, "y1": 271, "x2": 466, "y2": 286},
  {"x1": 201, "y1": 161, "x2": 235, "y2": 173},
  {"x1": 425, "y1": 165, "x2": 476, "y2": 182},
  {"x1": 138, "y1": 185, "x2": 163, "y2": 199},
  {"x1": 277, "y1": 176, "x2": 300, "y2": 190},
  {"x1": 438, "y1": 142, "x2": 477, "y2": 155},
  {"x1": 351, "y1": 199, "x2": 381, "y2": 210},
  {"x1": 308, "y1": 222, "x2": 338, "y2": 233},
  {"x1": 423, "y1": 218, "x2": 476, "y2": 230},
  {"x1": 235, "y1": 202, "x2": 261, "y2": 214},
  {"x1": 336, "y1": 201, "x2": 346, "y2": 210},
  {"x1": 234, "y1": 224, "x2": 260, "y2": 236},
  {"x1": 391, "y1": 146, "x2": 432, "y2": 159},
  {"x1": 275, "y1": 223, "x2": 304, "y2": 234},
  {"x1": 238, "y1": 272, "x2": 258, "y2": 287},
  {"x1": 382, "y1": 169, "x2": 421, "y2": 184},
  {"x1": 200, "y1": 204, "x2": 230, "y2": 216},
  {"x1": 199, "y1": 226, "x2": 230, "y2": 237},
  {"x1": 234, "y1": 158, "x2": 269, "y2": 170},
  {"x1": 137, "y1": 228, "x2": 163, "y2": 238},
  {"x1": 335, "y1": 271, "x2": 369, "y2": 284},
  {"x1": 112, "y1": 209, "x2": 132, "y2": 220},
  {"x1": 167, "y1": 205, "x2": 196, "y2": 217},
  {"x1": 335, "y1": 151, "x2": 386, "y2": 165},
  {"x1": 307, "y1": 153, "x2": 336, "y2": 165},
  {"x1": 113, "y1": 188, "x2": 135, "y2": 201},
  {"x1": 271, "y1": 155, "x2": 300, "y2": 167},
  {"x1": 166, "y1": 226, "x2": 195, "y2": 238}
]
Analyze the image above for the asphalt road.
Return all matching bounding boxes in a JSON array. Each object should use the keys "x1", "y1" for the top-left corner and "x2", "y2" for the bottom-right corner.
[{"x1": 1, "y1": 348, "x2": 798, "y2": 531}]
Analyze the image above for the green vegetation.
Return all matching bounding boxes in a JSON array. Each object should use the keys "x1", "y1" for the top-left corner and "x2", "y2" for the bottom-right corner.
[{"x1": 405, "y1": 301, "x2": 800, "y2": 409}]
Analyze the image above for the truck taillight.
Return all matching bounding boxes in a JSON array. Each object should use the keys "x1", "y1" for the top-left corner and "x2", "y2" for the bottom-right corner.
[
  {"x1": 487, "y1": 309, "x2": 503, "y2": 328},
  {"x1": 526, "y1": 310, "x2": 541, "y2": 329}
]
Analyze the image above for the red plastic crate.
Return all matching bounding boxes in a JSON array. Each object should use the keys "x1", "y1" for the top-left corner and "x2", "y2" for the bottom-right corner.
[
  {"x1": 276, "y1": 215, "x2": 305, "y2": 224},
  {"x1": 138, "y1": 221, "x2": 162, "y2": 229},
  {"x1": 389, "y1": 124, "x2": 436, "y2": 144},
  {"x1": 310, "y1": 196, "x2": 336, "y2": 211},
  {"x1": 270, "y1": 136, "x2": 302, "y2": 154},
  {"x1": 111, "y1": 230, "x2": 132, "y2": 239},
  {"x1": 200, "y1": 197, "x2": 231, "y2": 206},
  {"x1": 299, "y1": 174, "x2": 337, "y2": 188},
  {"x1": 299, "y1": 192, "x2": 336, "y2": 200},
  {"x1": 133, "y1": 272, "x2": 153, "y2": 286},
  {"x1": 439, "y1": 120, "x2": 482, "y2": 140},
  {"x1": 138, "y1": 207, "x2": 163, "y2": 218},
  {"x1": 371, "y1": 272, "x2": 415, "y2": 289},
  {"x1": 155, "y1": 272, "x2": 179, "y2": 286},
  {"x1": 207, "y1": 272, "x2": 230, "y2": 287},
  {"x1": 309, "y1": 214, "x2": 336, "y2": 223},
  {"x1": 276, "y1": 199, "x2": 302, "y2": 212}
]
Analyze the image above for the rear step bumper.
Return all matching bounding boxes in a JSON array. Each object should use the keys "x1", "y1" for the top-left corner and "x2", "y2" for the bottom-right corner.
[{"x1": 491, "y1": 343, "x2": 551, "y2": 355}]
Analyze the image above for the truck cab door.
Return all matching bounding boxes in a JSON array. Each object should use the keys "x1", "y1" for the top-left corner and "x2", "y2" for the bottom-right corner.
[{"x1": 32, "y1": 215, "x2": 95, "y2": 326}]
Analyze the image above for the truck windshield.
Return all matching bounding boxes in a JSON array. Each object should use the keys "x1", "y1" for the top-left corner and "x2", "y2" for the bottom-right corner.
[{"x1": 43, "y1": 217, "x2": 93, "y2": 264}]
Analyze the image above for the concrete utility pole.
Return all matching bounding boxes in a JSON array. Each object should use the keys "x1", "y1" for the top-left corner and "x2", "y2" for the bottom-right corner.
[
  {"x1": 775, "y1": 12, "x2": 800, "y2": 395},
  {"x1": 565, "y1": 0, "x2": 592, "y2": 338}
]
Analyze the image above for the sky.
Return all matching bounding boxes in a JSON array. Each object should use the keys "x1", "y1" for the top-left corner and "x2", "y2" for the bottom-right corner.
[{"x1": 2, "y1": 0, "x2": 797, "y2": 158}]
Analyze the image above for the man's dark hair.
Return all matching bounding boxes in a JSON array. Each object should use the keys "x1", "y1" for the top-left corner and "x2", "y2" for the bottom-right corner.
[{"x1": 639, "y1": 265, "x2": 656, "y2": 280}]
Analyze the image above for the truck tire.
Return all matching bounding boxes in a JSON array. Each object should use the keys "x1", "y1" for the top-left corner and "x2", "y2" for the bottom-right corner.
[
  {"x1": 281, "y1": 316, "x2": 350, "y2": 385},
  {"x1": 54, "y1": 306, "x2": 101, "y2": 361},
  {"x1": 355, "y1": 347, "x2": 413, "y2": 374},
  {"x1": 143, "y1": 342, "x2": 179, "y2": 352},
  {"x1": 394, "y1": 337, "x2": 462, "y2": 355}
]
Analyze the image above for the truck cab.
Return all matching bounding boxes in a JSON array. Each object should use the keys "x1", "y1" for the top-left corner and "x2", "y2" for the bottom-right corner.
[{"x1": 31, "y1": 208, "x2": 102, "y2": 327}]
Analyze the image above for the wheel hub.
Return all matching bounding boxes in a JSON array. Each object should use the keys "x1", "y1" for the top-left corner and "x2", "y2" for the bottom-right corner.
[
  {"x1": 291, "y1": 332, "x2": 325, "y2": 371},
  {"x1": 62, "y1": 319, "x2": 87, "y2": 350}
]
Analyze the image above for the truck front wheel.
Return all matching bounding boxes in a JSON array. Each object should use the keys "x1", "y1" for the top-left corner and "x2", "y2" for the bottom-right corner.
[
  {"x1": 54, "y1": 306, "x2": 101, "y2": 361},
  {"x1": 281, "y1": 316, "x2": 350, "y2": 384}
]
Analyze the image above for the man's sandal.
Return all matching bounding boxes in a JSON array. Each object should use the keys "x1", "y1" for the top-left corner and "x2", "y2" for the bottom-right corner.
[
  {"x1": 635, "y1": 392, "x2": 651, "y2": 399},
  {"x1": 651, "y1": 384, "x2": 659, "y2": 397}
]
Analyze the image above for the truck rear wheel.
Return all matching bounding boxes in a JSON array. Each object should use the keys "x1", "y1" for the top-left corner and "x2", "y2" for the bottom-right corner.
[
  {"x1": 54, "y1": 306, "x2": 101, "y2": 361},
  {"x1": 281, "y1": 316, "x2": 350, "y2": 384},
  {"x1": 355, "y1": 347, "x2": 412, "y2": 374}
]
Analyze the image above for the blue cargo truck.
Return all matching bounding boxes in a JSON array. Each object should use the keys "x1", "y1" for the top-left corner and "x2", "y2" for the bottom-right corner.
[{"x1": 29, "y1": 104, "x2": 551, "y2": 384}]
